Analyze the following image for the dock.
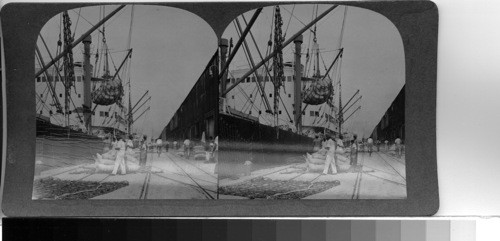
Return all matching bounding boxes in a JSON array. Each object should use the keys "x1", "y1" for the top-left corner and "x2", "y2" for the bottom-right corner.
[
  {"x1": 34, "y1": 151, "x2": 218, "y2": 199},
  {"x1": 219, "y1": 150, "x2": 406, "y2": 199}
]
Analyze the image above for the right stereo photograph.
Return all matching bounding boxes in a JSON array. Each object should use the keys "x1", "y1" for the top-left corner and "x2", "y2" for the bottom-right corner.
[{"x1": 216, "y1": 4, "x2": 406, "y2": 200}]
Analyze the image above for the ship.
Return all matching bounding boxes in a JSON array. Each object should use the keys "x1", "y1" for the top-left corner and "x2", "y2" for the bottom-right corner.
[
  {"x1": 34, "y1": 6, "x2": 150, "y2": 141},
  {"x1": 34, "y1": 6, "x2": 152, "y2": 174},
  {"x1": 217, "y1": 5, "x2": 359, "y2": 176},
  {"x1": 160, "y1": 5, "x2": 361, "y2": 178}
]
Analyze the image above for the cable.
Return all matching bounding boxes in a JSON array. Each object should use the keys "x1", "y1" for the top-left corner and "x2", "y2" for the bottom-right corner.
[
  {"x1": 71, "y1": 8, "x2": 82, "y2": 39},
  {"x1": 283, "y1": 5, "x2": 295, "y2": 38}
]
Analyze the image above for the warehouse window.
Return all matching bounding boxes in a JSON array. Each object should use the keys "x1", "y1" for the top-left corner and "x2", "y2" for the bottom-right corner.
[
  {"x1": 251, "y1": 77, "x2": 255, "y2": 82},
  {"x1": 269, "y1": 93, "x2": 272, "y2": 98},
  {"x1": 310, "y1": 111, "x2": 314, "y2": 116},
  {"x1": 78, "y1": 94, "x2": 81, "y2": 98},
  {"x1": 36, "y1": 77, "x2": 41, "y2": 82},
  {"x1": 59, "y1": 93, "x2": 62, "y2": 98},
  {"x1": 250, "y1": 94, "x2": 253, "y2": 98},
  {"x1": 287, "y1": 76, "x2": 292, "y2": 82},
  {"x1": 42, "y1": 77, "x2": 46, "y2": 82},
  {"x1": 55, "y1": 76, "x2": 59, "y2": 82},
  {"x1": 288, "y1": 94, "x2": 292, "y2": 98},
  {"x1": 315, "y1": 111, "x2": 320, "y2": 117},
  {"x1": 77, "y1": 76, "x2": 82, "y2": 82},
  {"x1": 100, "y1": 111, "x2": 104, "y2": 117}
]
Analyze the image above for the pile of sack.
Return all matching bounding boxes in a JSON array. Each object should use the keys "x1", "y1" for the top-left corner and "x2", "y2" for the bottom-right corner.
[
  {"x1": 94, "y1": 148, "x2": 141, "y2": 173},
  {"x1": 305, "y1": 147, "x2": 351, "y2": 173}
]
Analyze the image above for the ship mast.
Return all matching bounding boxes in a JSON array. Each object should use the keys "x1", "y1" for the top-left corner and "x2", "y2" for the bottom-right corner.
[
  {"x1": 83, "y1": 35, "x2": 92, "y2": 134},
  {"x1": 62, "y1": 11, "x2": 76, "y2": 136},
  {"x1": 337, "y1": 7, "x2": 348, "y2": 137},
  {"x1": 126, "y1": 6, "x2": 135, "y2": 136},
  {"x1": 272, "y1": 6, "x2": 285, "y2": 139},
  {"x1": 293, "y1": 35, "x2": 303, "y2": 133}
]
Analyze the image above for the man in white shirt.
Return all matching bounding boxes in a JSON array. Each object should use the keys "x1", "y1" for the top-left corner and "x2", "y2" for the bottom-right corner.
[
  {"x1": 367, "y1": 137, "x2": 374, "y2": 156},
  {"x1": 322, "y1": 135, "x2": 337, "y2": 175},
  {"x1": 395, "y1": 137, "x2": 402, "y2": 157},
  {"x1": 112, "y1": 137, "x2": 127, "y2": 175},
  {"x1": 183, "y1": 139, "x2": 191, "y2": 158},
  {"x1": 156, "y1": 138, "x2": 163, "y2": 157}
]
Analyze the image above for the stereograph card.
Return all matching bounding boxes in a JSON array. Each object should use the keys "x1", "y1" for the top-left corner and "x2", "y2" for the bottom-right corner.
[{"x1": 0, "y1": 1, "x2": 438, "y2": 216}]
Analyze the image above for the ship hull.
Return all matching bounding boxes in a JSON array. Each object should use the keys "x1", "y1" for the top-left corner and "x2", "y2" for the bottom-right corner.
[
  {"x1": 218, "y1": 113, "x2": 314, "y2": 177},
  {"x1": 35, "y1": 117, "x2": 106, "y2": 176}
]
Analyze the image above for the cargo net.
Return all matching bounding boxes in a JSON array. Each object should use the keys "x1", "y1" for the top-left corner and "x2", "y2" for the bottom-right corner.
[
  {"x1": 33, "y1": 177, "x2": 128, "y2": 200},
  {"x1": 91, "y1": 79, "x2": 123, "y2": 106},
  {"x1": 302, "y1": 79, "x2": 333, "y2": 105},
  {"x1": 218, "y1": 177, "x2": 340, "y2": 199}
]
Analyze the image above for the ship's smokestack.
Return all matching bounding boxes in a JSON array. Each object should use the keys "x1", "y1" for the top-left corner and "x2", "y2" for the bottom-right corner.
[
  {"x1": 83, "y1": 35, "x2": 92, "y2": 133},
  {"x1": 293, "y1": 35, "x2": 303, "y2": 133},
  {"x1": 219, "y1": 38, "x2": 229, "y2": 98}
]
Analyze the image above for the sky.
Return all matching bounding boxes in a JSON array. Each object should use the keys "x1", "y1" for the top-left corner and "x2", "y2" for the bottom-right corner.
[
  {"x1": 37, "y1": 4, "x2": 404, "y2": 138},
  {"x1": 223, "y1": 4, "x2": 405, "y2": 137}
]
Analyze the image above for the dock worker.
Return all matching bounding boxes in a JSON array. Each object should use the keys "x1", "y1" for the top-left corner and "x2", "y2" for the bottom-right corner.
[
  {"x1": 213, "y1": 136, "x2": 219, "y2": 174},
  {"x1": 322, "y1": 134, "x2": 337, "y2": 175},
  {"x1": 367, "y1": 137, "x2": 374, "y2": 156},
  {"x1": 156, "y1": 138, "x2": 163, "y2": 157},
  {"x1": 140, "y1": 136, "x2": 147, "y2": 166},
  {"x1": 183, "y1": 138, "x2": 191, "y2": 158},
  {"x1": 395, "y1": 137, "x2": 402, "y2": 157},
  {"x1": 206, "y1": 136, "x2": 216, "y2": 163},
  {"x1": 111, "y1": 136, "x2": 127, "y2": 175},
  {"x1": 350, "y1": 139, "x2": 358, "y2": 167}
]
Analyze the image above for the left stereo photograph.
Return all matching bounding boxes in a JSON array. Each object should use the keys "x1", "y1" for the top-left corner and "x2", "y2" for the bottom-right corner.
[{"x1": 32, "y1": 5, "x2": 220, "y2": 200}]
